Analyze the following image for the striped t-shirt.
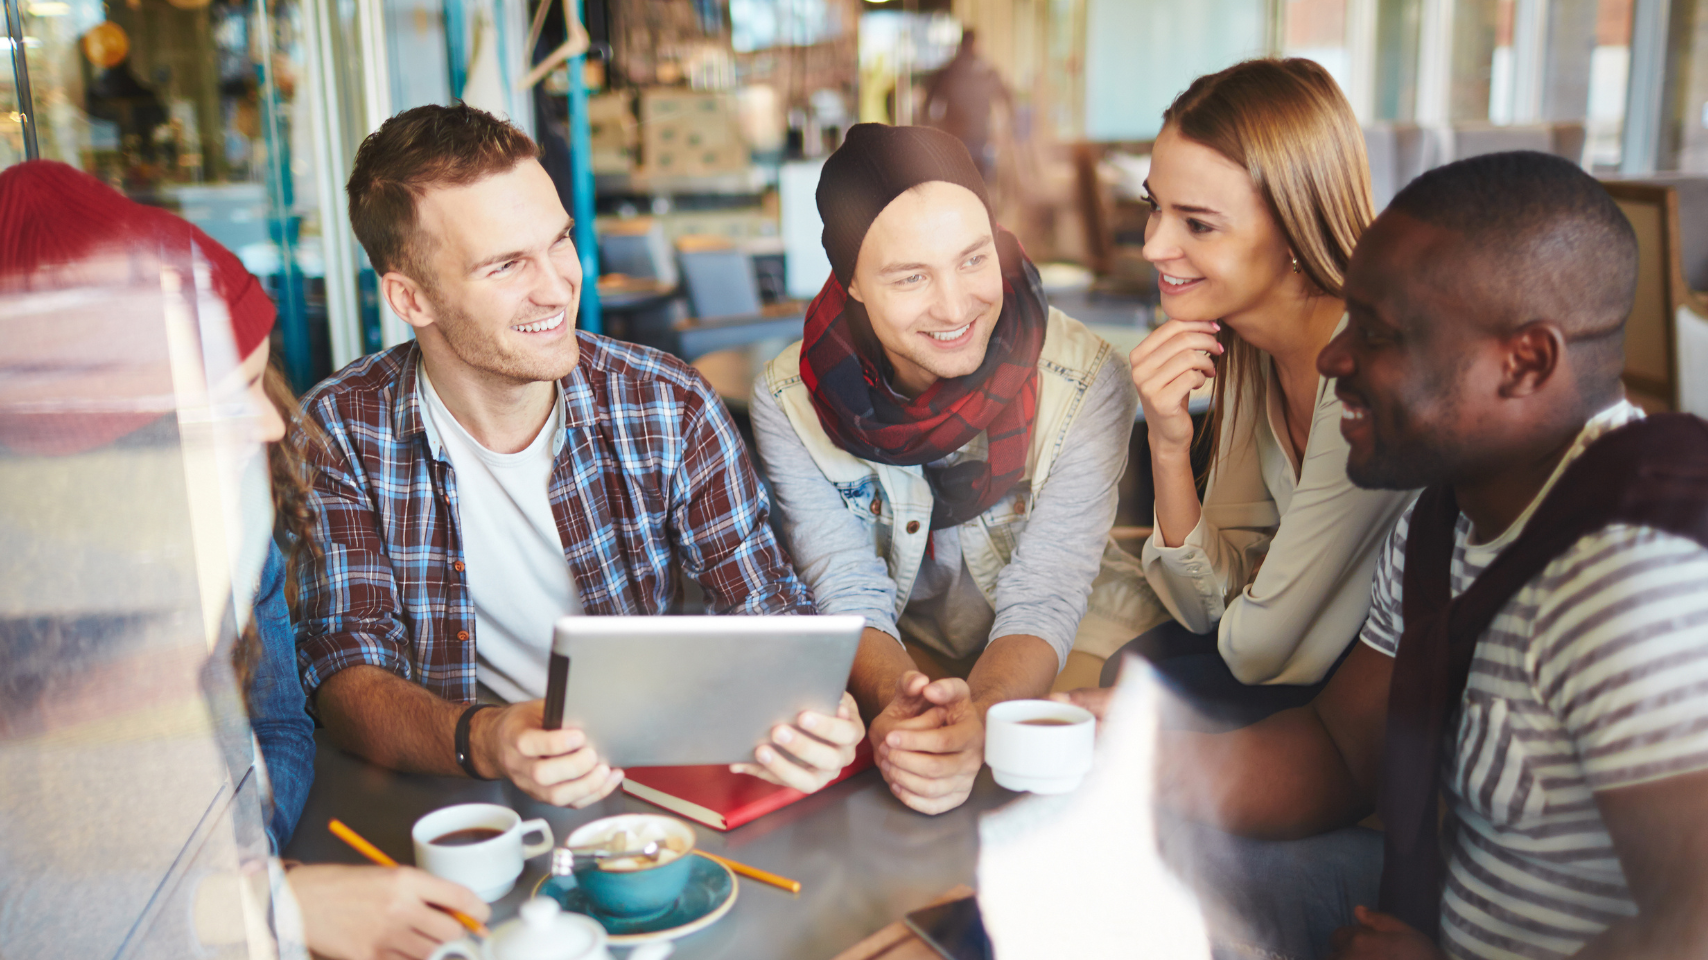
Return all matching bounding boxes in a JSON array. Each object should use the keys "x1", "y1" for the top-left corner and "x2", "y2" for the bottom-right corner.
[{"x1": 1360, "y1": 401, "x2": 1708, "y2": 960}]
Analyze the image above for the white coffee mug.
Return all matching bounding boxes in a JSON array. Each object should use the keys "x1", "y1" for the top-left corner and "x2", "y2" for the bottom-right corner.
[
  {"x1": 984, "y1": 699, "x2": 1096, "y2": 794},
  {"x1": 412, "y1": 803, "x2": 554, "y2": 902}
]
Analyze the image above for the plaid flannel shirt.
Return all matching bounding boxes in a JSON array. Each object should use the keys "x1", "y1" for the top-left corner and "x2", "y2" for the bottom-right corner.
[{"x1": 291, "y1": 333, "x2": 813, "y2": 704}]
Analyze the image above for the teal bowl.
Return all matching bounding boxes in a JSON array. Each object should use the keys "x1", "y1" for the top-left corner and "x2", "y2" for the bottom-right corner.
[
  {"x1": 565, "y1": 814, "x2": 698, "y2": 921},
  {"x1": 572, "y1": 852, "x2": 695, "y2": 919}
]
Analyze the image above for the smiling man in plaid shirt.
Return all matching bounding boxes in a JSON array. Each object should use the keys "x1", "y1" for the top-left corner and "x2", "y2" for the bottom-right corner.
[{"x1": 290, "y1": 104, "x2": 865, "y2": 809}]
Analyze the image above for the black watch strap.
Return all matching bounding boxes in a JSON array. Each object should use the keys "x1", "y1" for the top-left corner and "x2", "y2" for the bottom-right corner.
[{"x1": 454, "y1": 703, "x2": 498, "y2": 780}]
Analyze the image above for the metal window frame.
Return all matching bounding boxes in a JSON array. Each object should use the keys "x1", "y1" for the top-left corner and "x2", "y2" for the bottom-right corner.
[
  {"x1": 253, "y1": 0, "x2": 314, "y2": 389},
  {"x1": 300, "y1": 0, "x2": 366, "y2": 367},
  {"x1": 1413, "y1": 0, "x2": 1454, "y2": 125},
  {"x1": 1621, "y1": 0, "x2": 1671, "y2": 175},
  {"x1": 2, "y1": 0, "x2": 37, "y2": 160},
  {"x1": 1346, "y1": 0, "x2": 1381, "y2": 123},
  {"x1": 299, "y1": 0, "x2": 409, "y2": 367},
  {"x1": 1506, "y1": 0, "x2": 1548, "y2": 124}
]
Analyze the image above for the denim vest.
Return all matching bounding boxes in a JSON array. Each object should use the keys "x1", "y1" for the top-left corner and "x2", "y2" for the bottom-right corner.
[{"x1": 764, "y1": 308, "x2": 1168, "y2": 658}]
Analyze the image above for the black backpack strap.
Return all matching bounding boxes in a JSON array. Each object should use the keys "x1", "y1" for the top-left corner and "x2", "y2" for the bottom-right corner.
[{"x1": 1377, "y1": 484, "x2": 1460, "y2": 937}]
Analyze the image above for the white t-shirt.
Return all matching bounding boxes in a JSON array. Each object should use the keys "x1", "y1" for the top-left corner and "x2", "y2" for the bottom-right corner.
[
  {"x1": 419, "y1": 367, "x2": 577, "y2": 702},
  {"x1": 1360, "y1": 401, "x2": 1708, "y2": 959}
]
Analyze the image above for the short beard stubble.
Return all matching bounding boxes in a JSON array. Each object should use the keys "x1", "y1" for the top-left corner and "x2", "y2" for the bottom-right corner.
[{"x1": 425, "y1": 286, "x2": 580, "y2": 386}]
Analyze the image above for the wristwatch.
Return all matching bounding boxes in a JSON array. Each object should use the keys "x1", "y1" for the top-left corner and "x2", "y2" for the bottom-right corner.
[{"x1": 454, "y1": 702, "x2": 499, "y2": 780}]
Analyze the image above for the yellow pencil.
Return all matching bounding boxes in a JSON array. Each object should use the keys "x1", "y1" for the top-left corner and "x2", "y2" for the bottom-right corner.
[
  {"x1": 328, "y1": 818, "x2": 490, "y2": 937},
  {"x1": 694, "y1": 849, "x2": 801, "y2": 894}
]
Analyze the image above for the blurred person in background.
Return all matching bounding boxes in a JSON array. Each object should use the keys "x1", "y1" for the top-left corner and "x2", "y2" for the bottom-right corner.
[
  {"x1": 752, "y1": 123, "x2": 1153, "y2": 815},
  {"x1": 0, "y1": 160, "x2": 489, "y2": 960},
  {"x1": 923, "y1": 30, "x2": 1012, "y2": 182},
  {"x1": 1105, "y1": 59, "x2": 1415, "y2": 728}
]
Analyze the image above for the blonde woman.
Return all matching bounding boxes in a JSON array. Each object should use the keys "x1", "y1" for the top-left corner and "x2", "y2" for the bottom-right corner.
[{"x1": 1106, "y1": 59, "x2": 1415, "y2": 724}]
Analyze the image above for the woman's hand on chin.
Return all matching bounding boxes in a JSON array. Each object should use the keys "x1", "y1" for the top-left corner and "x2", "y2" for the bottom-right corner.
[{"x1": 1129, "y1": 319, "x2": 1223, "y2": 452}]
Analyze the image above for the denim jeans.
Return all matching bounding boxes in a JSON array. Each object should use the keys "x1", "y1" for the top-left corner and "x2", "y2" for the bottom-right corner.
[{"x1": 1157, "y1": 814, "x2": 1384, "y2": 960}]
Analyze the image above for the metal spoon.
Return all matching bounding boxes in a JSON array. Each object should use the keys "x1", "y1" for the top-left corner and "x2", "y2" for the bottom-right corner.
[
  {"x1": 550, "y1": 841, "x2": 662, "y2": 876},
  {"x1": 574, "y1": 840, "x2": 661, "y2": 860}
]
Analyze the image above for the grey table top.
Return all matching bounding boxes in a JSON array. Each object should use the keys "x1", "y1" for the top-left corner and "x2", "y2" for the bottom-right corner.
[{"x1": 285, "y1": 732, "x2": 1019, "y2": 960}]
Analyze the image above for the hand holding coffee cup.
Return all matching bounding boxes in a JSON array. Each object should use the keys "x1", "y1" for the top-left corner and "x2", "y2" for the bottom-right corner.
[
  {"x1": 983, "y1": 699, "x2": 1096, "y2": 794},
  {"x1": 413, "y1": 803, "x2": 555, "y2": 902}
]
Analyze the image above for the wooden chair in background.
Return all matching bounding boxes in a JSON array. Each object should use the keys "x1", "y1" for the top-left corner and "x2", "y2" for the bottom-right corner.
[
  {"x1": 1070, "y1": 140, "x2": 1156, "y2": 292},
  {"x1": 1072, "y1": 142, "x2": 1115, "y2": 277},
  {"x1": 1362, "y1": 122, "x2": 1584, "y2": 211},
  {"x1": 677, "y1": 242, "x2": 763, "y2": 321},
  {"x1": 1602, "y1": 181, "x2": 1708, "y2": 416}
]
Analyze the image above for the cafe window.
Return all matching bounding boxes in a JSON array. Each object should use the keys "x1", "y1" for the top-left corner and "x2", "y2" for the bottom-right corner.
[
  {"x1": 1082, "y1": 0, "x2": 1270, "y2": 141},
  {"x1": 0, "y1": 0, "x2": 386, "y2": 390},
  {"x1": 1284, "y1": 0, "x2": 1353, "y2": 99},
  {"x1": 1478, "y1": 0, "x2": 1632, "y2": 167},
  {"x1": 1664, "y1": 0, "x2": 1708, "y2": 172}
]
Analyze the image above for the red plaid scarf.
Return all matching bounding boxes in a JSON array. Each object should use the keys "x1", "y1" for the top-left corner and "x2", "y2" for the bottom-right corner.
[{"x1": 798, "y1": 229, "x2": 1047, "y2": 529}]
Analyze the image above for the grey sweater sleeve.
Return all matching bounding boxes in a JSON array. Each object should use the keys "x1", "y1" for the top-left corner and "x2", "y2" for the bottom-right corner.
[
  {"x1": 989, "y1": 355, "x2": 1138, "y2": 667},
  {"x1": 749, "y1": 375, "x2": 905, "y2": 642}
]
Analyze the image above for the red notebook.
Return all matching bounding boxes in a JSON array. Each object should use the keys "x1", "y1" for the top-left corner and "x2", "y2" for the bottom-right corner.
[{"x1": 621, "y1": 739, "x2": 875, "y2": 830}]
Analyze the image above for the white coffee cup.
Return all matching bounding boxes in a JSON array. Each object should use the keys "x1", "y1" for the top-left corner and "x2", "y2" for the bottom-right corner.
[
  {"x1": 412, "y1": 803, "x2": 554, "y2": 902},
  {"x1": 984, "y1": 699, "x2": 1096, "y2": 794}
]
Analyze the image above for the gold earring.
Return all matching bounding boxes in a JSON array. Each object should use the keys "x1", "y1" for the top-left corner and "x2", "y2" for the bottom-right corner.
[{"x1": 1290, "y1": 253, "x2": 1301, "y2": 275}]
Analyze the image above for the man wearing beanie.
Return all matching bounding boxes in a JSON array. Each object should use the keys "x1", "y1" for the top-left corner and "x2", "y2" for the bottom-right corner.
[
  {"x1": 291, "y1": 104, "x2": 864, "y2": 809},
  {"x1": 751, "y1": 124, "x2": 1160, "y2": 813}
]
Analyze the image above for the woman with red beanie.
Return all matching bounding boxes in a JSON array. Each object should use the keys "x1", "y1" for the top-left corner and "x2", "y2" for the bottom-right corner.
[
  {"x1": 0, "y1": 160, "x2": 311, "y2": 845},
  {"x1": 0, "y1": 160, "x2": 489, "y2": 960}
]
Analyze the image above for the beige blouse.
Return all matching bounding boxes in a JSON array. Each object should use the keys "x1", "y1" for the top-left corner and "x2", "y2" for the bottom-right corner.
[{"x1": 1140, "y1": 319, "x2": 1417, "y2": 685}]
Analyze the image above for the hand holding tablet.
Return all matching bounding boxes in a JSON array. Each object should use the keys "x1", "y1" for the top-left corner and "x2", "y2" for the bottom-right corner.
[
  {"x1": 546, "y1": 615, "x2": 865, "y2": 774},
  {"x1": 729, "y1": 689, "x2": 865, "y2": 793}
]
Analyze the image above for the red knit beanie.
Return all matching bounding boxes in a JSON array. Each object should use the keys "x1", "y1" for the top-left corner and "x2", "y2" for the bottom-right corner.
[
  {"x1": 0, "y1": 160, "x2": 276, "y2": 356},
  {"x1": 0, "y1": 161, "x2": 278, "y2": 454}
]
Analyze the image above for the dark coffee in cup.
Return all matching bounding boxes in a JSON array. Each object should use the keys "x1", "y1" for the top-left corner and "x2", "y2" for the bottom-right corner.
[
  {"x1": 432, "y1": 827, "x2": 504, "y2": 846},
  {"x1": 1019, "y1": 718, "x2": 1076, "y2": 726}
]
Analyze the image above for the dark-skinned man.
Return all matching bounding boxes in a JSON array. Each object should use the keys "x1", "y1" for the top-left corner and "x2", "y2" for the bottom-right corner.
[{"x1": 1067, "y1": 151, "x2": 1708, "y2": 960}]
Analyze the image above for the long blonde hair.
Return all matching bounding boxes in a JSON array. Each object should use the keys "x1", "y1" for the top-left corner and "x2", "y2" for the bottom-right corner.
[{"x1": 1162, "y1": 58, "x2": 1375, "y2": 475}]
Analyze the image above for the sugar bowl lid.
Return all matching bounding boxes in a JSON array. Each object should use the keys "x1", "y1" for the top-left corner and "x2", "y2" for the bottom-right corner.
[{"x1": 486, "y1": 898, "x2": 606, "y2": 960}]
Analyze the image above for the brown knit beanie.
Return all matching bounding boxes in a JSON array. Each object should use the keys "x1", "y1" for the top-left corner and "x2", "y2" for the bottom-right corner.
[{"x1": 816, "y1": 123, "x2": 991, "y2": 286}]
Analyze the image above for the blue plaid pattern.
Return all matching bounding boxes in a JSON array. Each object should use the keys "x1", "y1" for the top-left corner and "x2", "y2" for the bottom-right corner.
[{"x1": 291, "y1": 333, "x2": 813, "y2": 703}]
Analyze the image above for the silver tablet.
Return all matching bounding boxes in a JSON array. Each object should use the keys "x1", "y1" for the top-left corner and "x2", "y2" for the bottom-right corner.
[{"x1": 546, "y1": 615, "x2": 865, "y2": 767}]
